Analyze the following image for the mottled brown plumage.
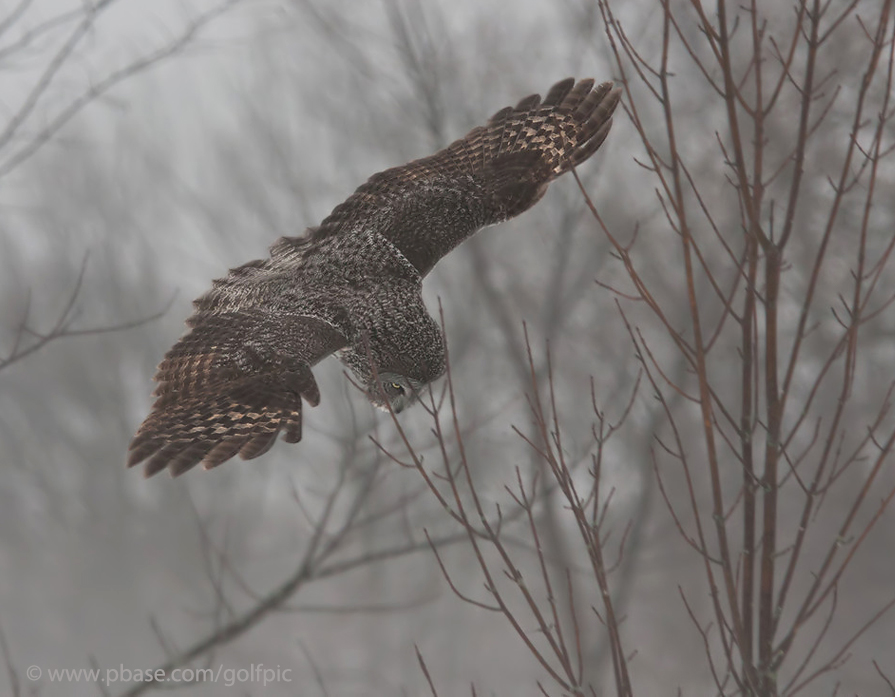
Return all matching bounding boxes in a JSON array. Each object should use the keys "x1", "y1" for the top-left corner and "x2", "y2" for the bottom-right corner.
[{"x1": 129, "y1": 78, "x2": 621, "y2": 476}]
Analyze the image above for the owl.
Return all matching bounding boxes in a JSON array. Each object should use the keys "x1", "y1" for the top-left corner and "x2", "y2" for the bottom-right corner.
[{"x1": 129, "y1": 78, "x2": 621, "y2": 476}]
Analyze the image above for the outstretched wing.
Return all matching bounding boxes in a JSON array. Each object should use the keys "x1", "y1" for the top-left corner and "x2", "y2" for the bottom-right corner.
[
  {"x1": 304, "y1": 78, "x2": 621, "y2": 276},
  {"x1": 128, "y1": 305, "x2": 348, "y2": 477}
]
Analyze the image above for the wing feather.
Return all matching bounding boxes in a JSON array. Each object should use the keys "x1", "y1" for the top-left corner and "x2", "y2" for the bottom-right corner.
[
  {"x1": 279, "y1": 78, "x2": 620, "y2": 275},
  {"x1": 129, "y1": 310, "x2": 347, "y2": 477}
]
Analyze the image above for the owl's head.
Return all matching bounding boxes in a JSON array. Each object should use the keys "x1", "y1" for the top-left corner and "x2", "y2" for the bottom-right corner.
[{"x1": 367, "y1": 372, "x2": 426, "y2": 413}]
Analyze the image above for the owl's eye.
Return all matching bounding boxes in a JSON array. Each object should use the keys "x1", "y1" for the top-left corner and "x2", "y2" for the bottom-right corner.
[{"x1": 390, "y1": 382, "x2": 405, "y2": 394}]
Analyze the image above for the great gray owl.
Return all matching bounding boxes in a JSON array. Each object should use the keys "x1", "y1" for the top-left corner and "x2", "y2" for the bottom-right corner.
[{"x1": 128, "y1": 78, "x2": 621, "y2": 477}]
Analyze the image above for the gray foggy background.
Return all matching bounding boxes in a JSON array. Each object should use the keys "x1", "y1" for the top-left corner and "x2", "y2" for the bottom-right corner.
[{"x1": 1, "y1": 0, "x2": 892, "y2": 695}]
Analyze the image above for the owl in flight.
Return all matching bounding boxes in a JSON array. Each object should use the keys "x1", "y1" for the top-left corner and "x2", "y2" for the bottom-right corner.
[{"x1": 129, "y1": 78, "x2": 621, "y2": 476}]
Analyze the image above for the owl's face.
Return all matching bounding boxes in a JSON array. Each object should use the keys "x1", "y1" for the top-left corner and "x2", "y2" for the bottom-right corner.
[{"x1": 368, "y1": 372, "x2": 425, "y2": 413}]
